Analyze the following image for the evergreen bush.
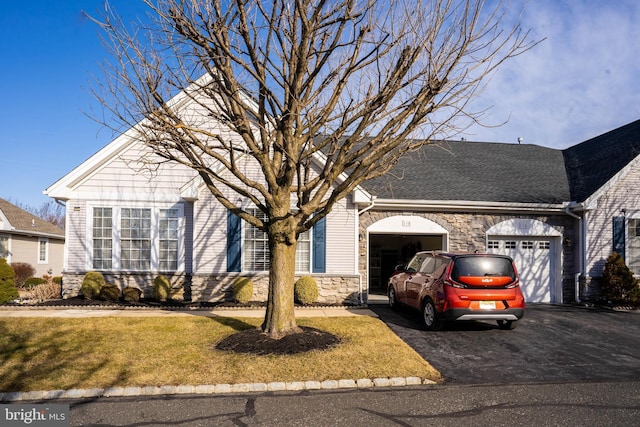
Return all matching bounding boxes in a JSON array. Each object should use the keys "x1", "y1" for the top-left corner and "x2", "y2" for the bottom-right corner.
[
  {"x1": 0, "y1": 258, "x2": 18, "y2": 304},
  {"x1": 123, "y1": 286, "x2": 142, "y2": 303},
  {"x1": 152, "y1": 275, "x2": 171, "y2": 301},
  {"x1": 81, "y1": 271, "x2": 105, "y2": 300},
  {"x1": 99, "y1": 284, "x2": 121, "y2": 301},
  {"x1": 601, "y1": 252, "x2": 640, "y2": 304},
  {"x1": 294, "y1": 275, "x2": 319, "y2": 305},
  {"x1": 24, "y1": 277, "x2": 47, "y2": 289},
  {"x1": 231, "y1": 277, "x2": 254, "y2": 304}
]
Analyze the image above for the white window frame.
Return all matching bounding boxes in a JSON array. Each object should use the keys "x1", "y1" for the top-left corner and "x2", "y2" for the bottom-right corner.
[
  {"x1": 627, "y1": 217, "x2": 640, "y2": 274},
  {"x1": 38, "y1": 238, "x2": 49, "y2": 264},
  {"x1": 0, "y1": 234, "x2": 10, "y2": 262},
  {"x1": 87, "y1": 203, "x2": 185, "y2": 273},
  {"x1": 241, "y1": 207, "x2": 312, "y2": 273}
]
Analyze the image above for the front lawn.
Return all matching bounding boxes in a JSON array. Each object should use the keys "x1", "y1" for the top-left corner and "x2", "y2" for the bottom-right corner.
[{"x1": 0, "y1": 316, "x2": 441, "y2": 392}]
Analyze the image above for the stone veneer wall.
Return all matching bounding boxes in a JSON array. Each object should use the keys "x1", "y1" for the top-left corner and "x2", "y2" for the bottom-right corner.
[
  {"x1": 61, "y1": 272, "x2": 362, "y2": 304},
  {"x1": 359, "y1": 209, "x2": 578, "y2": 303}
]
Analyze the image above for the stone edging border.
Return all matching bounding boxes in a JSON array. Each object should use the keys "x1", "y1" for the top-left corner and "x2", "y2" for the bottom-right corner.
[{"x1": 1, "y1": 377, "x2": 437, "y2": 402}]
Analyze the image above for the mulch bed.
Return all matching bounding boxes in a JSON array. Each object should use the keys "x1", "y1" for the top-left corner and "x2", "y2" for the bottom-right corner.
[
  {"x1": 215, "y1": 326, "x2": 341, "y2": 355},
  {"x1": 7, "y1": 296, "x2": 360, "y2": 310}
]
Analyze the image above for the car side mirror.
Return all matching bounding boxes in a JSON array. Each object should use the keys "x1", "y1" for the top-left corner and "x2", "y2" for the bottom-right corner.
[{"x1": 394, "y1": 264, "x2": 406, "y2": 272}]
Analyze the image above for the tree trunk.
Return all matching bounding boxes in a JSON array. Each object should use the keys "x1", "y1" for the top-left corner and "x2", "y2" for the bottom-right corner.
[{"x1": 261, "y1": 217, "x2": 302, "y2": 339}]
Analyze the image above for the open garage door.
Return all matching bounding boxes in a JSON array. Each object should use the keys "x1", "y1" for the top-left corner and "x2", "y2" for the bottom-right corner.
[
  {"x1": 367, "y1": 216, "x2": 448, "y2": 294},
  {"x1": 487, "y1": 219, "x2": 561, "y2": 303}
]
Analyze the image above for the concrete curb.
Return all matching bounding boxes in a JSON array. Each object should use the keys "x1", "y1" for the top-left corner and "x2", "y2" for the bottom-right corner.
[{"x1": 0, "y1": 377, "x2": 437, "y2": 402}]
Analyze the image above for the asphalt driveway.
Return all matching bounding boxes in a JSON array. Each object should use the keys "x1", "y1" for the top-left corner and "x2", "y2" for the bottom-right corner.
[{"x1": 370, "y1": 303, "x2": 640, "y2": 385}]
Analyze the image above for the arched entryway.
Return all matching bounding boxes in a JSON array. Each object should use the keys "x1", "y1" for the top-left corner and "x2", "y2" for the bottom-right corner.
[{"x1": 367, "y1": 215, "x2": 448, "y2": 294}]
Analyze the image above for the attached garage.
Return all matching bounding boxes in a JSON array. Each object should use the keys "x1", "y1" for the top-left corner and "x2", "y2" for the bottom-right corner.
[
  {"x1": 366, "y1": 216, "x2": 448, "y2": 294},
  {"x1": 486, "y1": 219, "x2": 562, "y2": 303}
]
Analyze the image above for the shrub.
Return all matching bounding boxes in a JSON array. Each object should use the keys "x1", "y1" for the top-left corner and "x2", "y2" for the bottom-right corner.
[
  {"x1": 232, "y1": 277, "x2": 254, "y2": 304},
  {"x1": 602, "y1": 252, "x2": 640, "y2": 304},
  {"x1": 294, "y1": 275, "x2": 319, "y2": 305},
  {"x1": 0, "y1": 258, "x2": 18, "y2": 304},
  {"x1": 99, "y1": 284, "x2": 121, "y2": 302},
  {"x1": 24, "y1": 277, "x2": 47, "y2": 289},
  {"x1": 28, "y1": 278, "x2": 61, "y2": 302},
  {"x1": 53, "y1": 276, "x2": 63, "y2": 285},
  {"x1": 123, "y1": 286, "x2": 142, "y2": 303},
  {"x1": 152, "y1": 275, "x2": 172, "y2": 301},
  {"x1": 11, "y1": 262, "x2": 35, "y2": 289},
  {"x1": 81, "y1": 271, "x2": 105, "y2": 300}
]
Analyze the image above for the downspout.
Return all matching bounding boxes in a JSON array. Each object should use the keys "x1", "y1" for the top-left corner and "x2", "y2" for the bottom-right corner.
[
  {"x1": 565, "y1": 204, "x2": 583, "y2": 303},
  {"x1": 357, "y1": 196, "x2": 377, "y2": 305}
]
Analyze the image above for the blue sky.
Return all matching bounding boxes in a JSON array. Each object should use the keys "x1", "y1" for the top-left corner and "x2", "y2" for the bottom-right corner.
[{"x1": 1, "y1": 1, "x2": 639, "y2": 208}]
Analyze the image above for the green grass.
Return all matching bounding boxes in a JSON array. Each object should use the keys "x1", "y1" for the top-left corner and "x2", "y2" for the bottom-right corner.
[{"x1": 0, "y1": 316, "x2": 442, "y2": 392}]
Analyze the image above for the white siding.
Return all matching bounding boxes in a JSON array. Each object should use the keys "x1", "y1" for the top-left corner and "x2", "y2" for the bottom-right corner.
[
  {"x1": 325, "y1": 197, "x2": 357, "y2": 274},
  {"x1": 73, "y1": 142, "x2": 198, "y2": 200},
  {"x1": 193, "y1": 190, "x2": 228, "y2": 274},
  {"x1": 192, "y1": 155, "x2": 358, "y2": 275},
  {"x1": 586, "y1": 166, "x2": 640, "y2": 277},
  {"x1": 65, "y1": 200, "x2": 88, "y2": 272}
]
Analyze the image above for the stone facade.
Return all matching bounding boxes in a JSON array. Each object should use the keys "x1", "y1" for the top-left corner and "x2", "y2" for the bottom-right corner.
[
  {"x1": 359, "y1": 209, "x2": 578, "y2": 303},
  {"x1": 61, "y1": 272, "x2": 362, "y2": 304}
]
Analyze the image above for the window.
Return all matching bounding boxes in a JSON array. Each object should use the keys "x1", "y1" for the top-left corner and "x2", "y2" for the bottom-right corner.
[
  {"x1": 505, "y1": 241, "x2": 517, "y2": 249},
  {"x1": 93, "y1": 207, "x2": 113, "y2": 269},
  {"x1": 159, "y1": 209, "x2": 179, "y2": 271},
  {"x1": 242, "y1": 208, "x2": 311, "y2": 272},
  {"x1": 90, "y1": 205, "x2": 183, "y2": 272},
  {"x1": 0, "y1": 234, "x2": 8, "y2": 259},
  {"x1": 121, "y1": 208, "x2": 152, "y2": 270},
  {"x1": 539, "y1": 241, "x2": 550, "y2": 250},
  {"x1": 38, "y1": 238, "x2": 48, "y2": 263},
  {"x1": 522, "y1": 241, "x2": 534, "y2": 250},
  {"x1": 488, "y1": 240, "x2": 500, "y2": 250},
  {"x1": 627, "y1": 219, "x2": 640, "y2": 273}
]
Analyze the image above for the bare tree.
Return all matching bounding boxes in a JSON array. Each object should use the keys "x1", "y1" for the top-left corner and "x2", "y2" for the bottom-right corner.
[{"x1": 90, "y1": 0, "x2": 536, "y2": 338}]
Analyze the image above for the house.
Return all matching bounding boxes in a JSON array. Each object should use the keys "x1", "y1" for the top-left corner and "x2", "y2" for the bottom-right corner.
[
  {"x1": 44, "y1": 84, "x2": 640, "y2": 304},
  {"x1": 0, "y1": 198, "x2": 65, "y2": 277}
]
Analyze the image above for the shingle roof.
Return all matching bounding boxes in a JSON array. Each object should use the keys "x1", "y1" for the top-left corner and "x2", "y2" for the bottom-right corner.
[
  {"x1": 0, "y1": 198, "x2": 64, "y2": 238},
  {"x1": 361, "y1": 140, "x2": 571, "y2": 203},
  {"x1": 562, "y1": 119, "x2": 640, "y2": 202}
]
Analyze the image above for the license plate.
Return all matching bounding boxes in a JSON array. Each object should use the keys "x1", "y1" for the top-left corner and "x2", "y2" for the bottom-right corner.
[{"x1": 480, "y1": 301, "x2": 496, "y2": 310}]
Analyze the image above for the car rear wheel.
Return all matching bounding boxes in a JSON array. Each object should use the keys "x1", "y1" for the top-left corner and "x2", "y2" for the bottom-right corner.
[
  {"x1": 497, "y1": 320, "x2": 517, "y2": 330},
  {"x1": 422, "y1": 299, "x2": 444, "y2": 331},
  {"x1": 388, "y1": 287, "x2": 397, "y2": 309}
]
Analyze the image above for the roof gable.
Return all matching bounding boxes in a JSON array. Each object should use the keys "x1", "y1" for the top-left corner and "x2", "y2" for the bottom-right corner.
[{"x1": 562, "y1": 119, "x2": 640, "y2": 203}]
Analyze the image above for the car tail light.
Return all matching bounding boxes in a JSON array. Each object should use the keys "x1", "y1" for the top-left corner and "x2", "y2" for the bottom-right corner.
[
  {"x1": 444, "y1": 279, "x2": 466, "y2": 289},
  {"x1": 504, "y1": 278, "x2": 520, "y2": 288}
]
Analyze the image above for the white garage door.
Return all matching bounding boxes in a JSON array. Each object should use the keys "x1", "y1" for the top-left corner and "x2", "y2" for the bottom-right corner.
[{"x1": 487, "y1": 238, "x2": 553, "y2": 303}]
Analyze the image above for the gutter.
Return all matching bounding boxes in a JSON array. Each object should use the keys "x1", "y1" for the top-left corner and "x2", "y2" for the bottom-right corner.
[
  {"x1": 357, "y1": 196, "x2": 377, "y2": 304},
  {"x1": 365, "y1": 198, "x2": 568, "y2": 214},
  {"x1": 564, "y1": 203, "x2": 583, "y2": 304}
]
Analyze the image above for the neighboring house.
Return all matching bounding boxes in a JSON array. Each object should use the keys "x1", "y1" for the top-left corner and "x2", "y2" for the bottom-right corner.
[
  {"x1": 43, "y1": 80, "x2": 640, "y2": 304},
  {"x1": 0, "y1": 198, "x2": 65, "y2": 277}
]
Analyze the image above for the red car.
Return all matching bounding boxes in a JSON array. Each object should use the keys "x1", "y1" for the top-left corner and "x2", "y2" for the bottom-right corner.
[{"x1": 387, "y1": 251, "x2": 525, "y2": 330}]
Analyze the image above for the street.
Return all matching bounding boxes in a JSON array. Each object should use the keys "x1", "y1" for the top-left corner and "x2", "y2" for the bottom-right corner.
[
  {"x1": 65, "y1": 381, "x2": 640, "y2": 426},
  {"x1": 22, "y1": 304, "x2": 640, "y2": 425}
]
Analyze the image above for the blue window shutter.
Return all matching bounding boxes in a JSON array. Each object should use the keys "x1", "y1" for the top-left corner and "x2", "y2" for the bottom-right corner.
[
  {"x1": 227, "y1": 211, "x2": 242, "y2": 272},
  {"x1": 613, "y1": 216, "x2": 625, "y2": 260},
  {"x1": 312, "y1": 217, "x2": 326, "y2": 273}
]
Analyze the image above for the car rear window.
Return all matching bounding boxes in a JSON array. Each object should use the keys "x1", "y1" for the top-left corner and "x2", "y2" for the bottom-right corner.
[{"x1": 451, "y1": 256, "x2": 516, "y2": 287}]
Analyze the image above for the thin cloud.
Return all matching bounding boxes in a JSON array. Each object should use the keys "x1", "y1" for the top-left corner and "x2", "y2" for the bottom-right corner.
[{"x1": 464, "y1": 0, "x2": 640, "y2": 148}]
